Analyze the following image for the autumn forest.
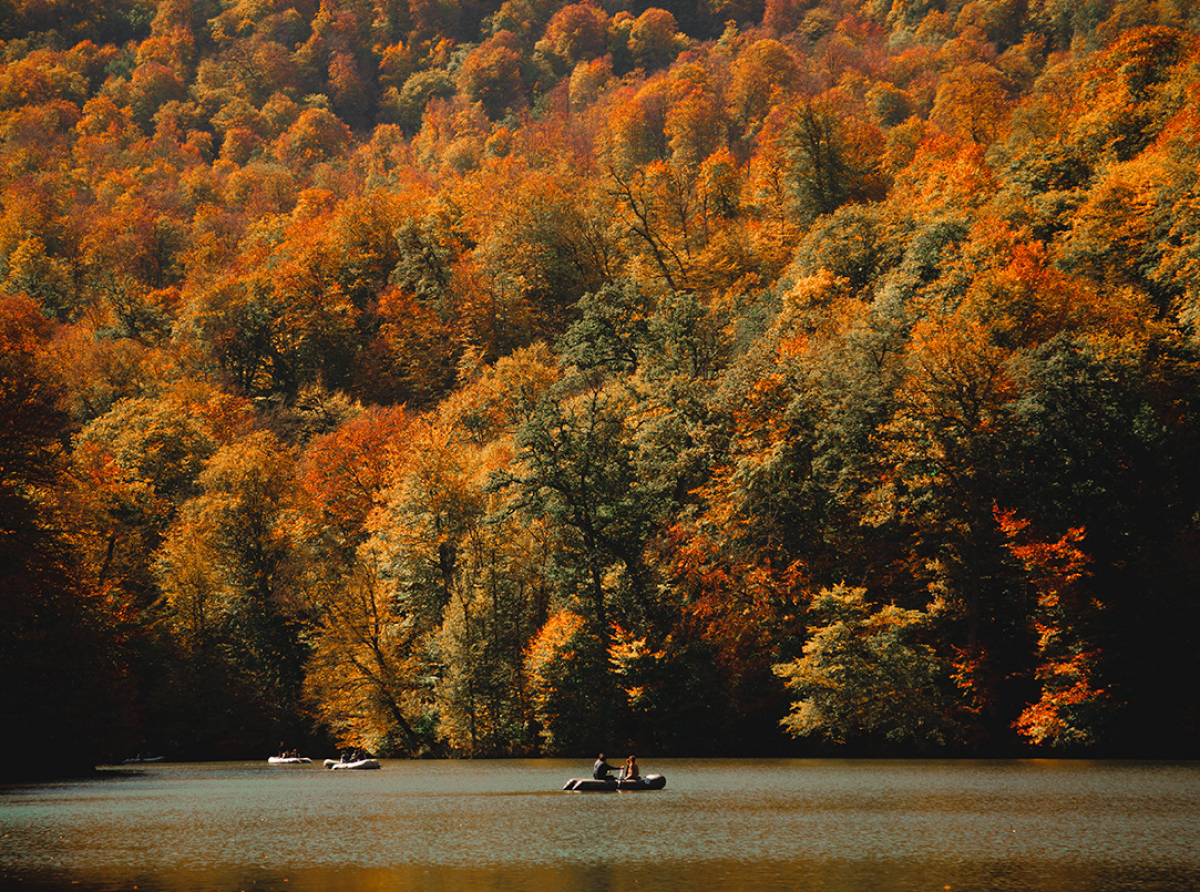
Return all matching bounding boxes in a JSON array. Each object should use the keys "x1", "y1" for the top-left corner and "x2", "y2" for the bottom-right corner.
[{"x1": 3, "y1": 0, "x2": 1200, "y2": 776}]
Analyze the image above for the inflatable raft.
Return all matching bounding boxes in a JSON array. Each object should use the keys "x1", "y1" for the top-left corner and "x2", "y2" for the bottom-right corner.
[
  {"x1": 563, "y1": 774, "x2": 666, "y2": 791},
  {"x1": 324, "y1": 758, "x2": 381, "y2": 770},
  {"x1": 268, "y1": 756, "x2": 312, "y2": 764}
]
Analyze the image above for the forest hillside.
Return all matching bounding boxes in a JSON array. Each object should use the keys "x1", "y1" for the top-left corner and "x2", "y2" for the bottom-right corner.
[{"x1": 3, "y1": 0, "x2": 1200, "y2": 775}]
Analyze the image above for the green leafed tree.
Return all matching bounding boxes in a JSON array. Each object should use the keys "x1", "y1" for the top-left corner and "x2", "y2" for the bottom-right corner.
[
  {"x1": 774, "y1": 585, "x2": 954, "y2": 749},
  {"x1": 781, "y1": 101, "x2": 879, "y2": 224},
  {"x1": 435, "y1": 514, "x2": 542, "y2": 757}
]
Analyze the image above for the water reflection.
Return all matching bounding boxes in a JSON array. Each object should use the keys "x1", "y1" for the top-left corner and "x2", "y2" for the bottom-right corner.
[{"x1": 2, "y1": 759, "x2": 1197, "y2": 892}]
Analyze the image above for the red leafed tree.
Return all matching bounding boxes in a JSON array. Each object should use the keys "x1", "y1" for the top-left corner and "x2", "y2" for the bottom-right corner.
[
  {"x1": 457, "y1": 31, "x2": 527, "y2": 120},
  {"x1": 998, "y1": 510, "x2": 1109, "y2": 749},
  {"x1": 538, "y1": 2, "x2": 611, "y2": 74},
  {"x1": 293, "y1": 405, "x2": 411, "y2": 555}
]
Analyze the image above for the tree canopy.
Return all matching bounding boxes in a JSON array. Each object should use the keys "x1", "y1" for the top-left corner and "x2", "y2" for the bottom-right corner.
[{"x1": 4, "y1": 0, "x2": 1200, "y2": 774}]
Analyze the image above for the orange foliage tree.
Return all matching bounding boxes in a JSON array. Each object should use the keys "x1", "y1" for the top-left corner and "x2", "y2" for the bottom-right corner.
[{"x1": 997, "y1": 511, "x2": 1108, "y2": 748}]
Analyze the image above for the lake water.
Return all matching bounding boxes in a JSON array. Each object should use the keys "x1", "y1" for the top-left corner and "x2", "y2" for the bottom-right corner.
[{"x1": 1, "y1": 759, "x2": 1198, "y2": 892}]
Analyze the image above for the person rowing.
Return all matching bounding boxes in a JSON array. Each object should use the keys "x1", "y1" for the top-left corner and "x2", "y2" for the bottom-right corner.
[{"x1": 592, "y1": 754, "x2": 616, "y2": 781}]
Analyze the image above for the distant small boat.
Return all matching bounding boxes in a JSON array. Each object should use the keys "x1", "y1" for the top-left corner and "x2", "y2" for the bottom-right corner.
[
  {"x1": 563, "y1": 774, "x2": 666, "y2": 791},
  {"x1": 268, "y1": 756, "x2": 312, "y2": 764},
  {"x1": 122, "y1": 755, "x2": 165, "y2": 764},
  {"x1": 324, "y1": 758, "x2": 381, "y2": 770}
]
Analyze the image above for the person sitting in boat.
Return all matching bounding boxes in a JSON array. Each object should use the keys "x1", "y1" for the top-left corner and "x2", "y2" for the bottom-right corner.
[
  {"x1": 624, "y1": 755, "x2": 640, "y2": 780},
  {"x1": 593, "y1": 754, "x2": 615, "y2": 780}
]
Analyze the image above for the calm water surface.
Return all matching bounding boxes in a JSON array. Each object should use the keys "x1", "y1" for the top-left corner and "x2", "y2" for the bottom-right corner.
[{"x1": 1, "y1": 759, "x2": 1198, "y2": 892}]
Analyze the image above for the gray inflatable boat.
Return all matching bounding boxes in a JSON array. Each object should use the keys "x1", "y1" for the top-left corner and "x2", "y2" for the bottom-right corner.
[{"x1": 563, "y1": 774, "x2": 666, "y2": 791}]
